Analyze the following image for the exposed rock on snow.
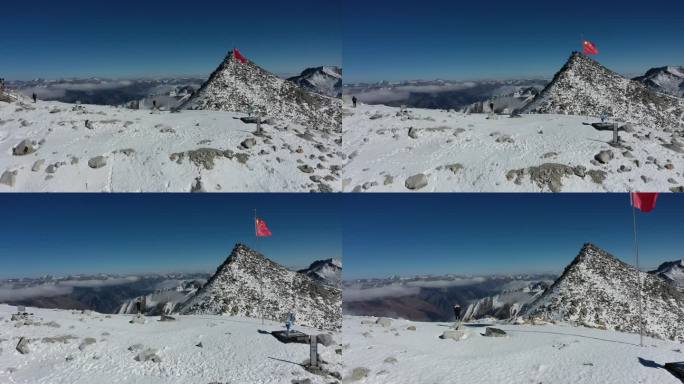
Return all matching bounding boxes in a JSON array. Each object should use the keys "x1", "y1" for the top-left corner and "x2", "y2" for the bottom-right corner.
[
  {"x1": 405, "y1": 173, "x2": 428, "y2": 190},
  {"x1": 15, "y1": 337, "x2": 29, "y2": 354},
  {"x1": 12, "y1": 139, "x2": 35, "y2": 156},
  {"x1": 521, "y1": 243, "x2": 684, "y2": 341},
  {"x1": 87, "y1": 156, "x2": 107, "y2": 169},
  {"x1": 179, "y1": 244, "x2": 341, "y2": 332},
  {"x1": 181, "y1": 52, "x2": 341, "y2": 131},
  {"x1": 0, "y1": 170, "x2": 17, "y2": 187},
  {"x1": 522, "y1": 52, "x2": 684, "y2": 130},
  {"x1": 482, "y1": 327, "x2": 507, "y2": 337}
]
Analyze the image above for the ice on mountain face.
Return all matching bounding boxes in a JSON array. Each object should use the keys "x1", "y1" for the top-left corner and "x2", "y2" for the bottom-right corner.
[
  {"x1": 522, "y1": 52, "x2": 684, "y2": 130},
  {"x1": 179, "y1": 244, "x2": 341, "y2": 332},
  {"x1": 182, "y1": 53, "x2": 342, "y2": 132},
  {"x1": 288, "y1": 66, "x2": 342, "y2": 98},
  {"x1": 521, "y1": 243, "x2": 684, "y2": 342},
  {"x1": 634, "y1": 66, "x2": 684, "y2": 98}
]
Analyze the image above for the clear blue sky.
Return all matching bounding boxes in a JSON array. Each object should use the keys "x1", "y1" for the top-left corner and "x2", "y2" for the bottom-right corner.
[
  {"x1": 344, "y1": 0, "x2": 684, "y2": 83},
  {"x1": 0, "y1": 194, "x2": 341, "y2": 278},
  {"x1": 343, "y1": 194, "x2": 684, "y2": 279},
  {"x1": 1, "y1": 0, "x2": 340, "y2": 80}
]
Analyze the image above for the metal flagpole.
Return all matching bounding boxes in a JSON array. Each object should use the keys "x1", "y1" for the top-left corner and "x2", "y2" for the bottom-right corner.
[
  {"x1": 255, "y1": 209, "x2": 264, "y2": 325},
  {"x1": 631, "y1": 197, "x2": 644, "y2": 347}
]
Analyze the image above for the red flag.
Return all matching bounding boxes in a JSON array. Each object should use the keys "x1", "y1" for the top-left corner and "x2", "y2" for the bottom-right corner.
[
  {"x1": 233, "y1": 48, "x2": 248, "y2": 64},
  {"x1": 583, "y1": 40, "x2": 599, "y2": 55},
  {"x1": 631, "y1": 192, "x2": 658, "y2": 213},
  {"x1": 255, "y1": 217, "x2": 272, "y2": 237}
]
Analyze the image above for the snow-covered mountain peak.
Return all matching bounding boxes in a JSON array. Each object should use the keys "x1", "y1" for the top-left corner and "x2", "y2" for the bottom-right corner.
[
  {"x1": 288, "y1": 66, "x2": 342, "y2": 97},
  {"x1": 650, "y1": 259, "x2": 684, "y2": 288},
  {"x1": 522, "y1": 243, "x2": 684, "y2": 341},
  {"x1": 181, "y1": 52, "x2": 341, "y2": 131},
  {"x1": 522, "y1": 52, "x2": 684, "y2": 129},
  {"x1": 634, "y1": 65, "x2": 684, "y2": 97},
  {"x1": 298, "y1": 258, "x2": 342, "y2": 287},
  {"x1": 178, "y1": 243, "x2": 341, "y2": 331}
]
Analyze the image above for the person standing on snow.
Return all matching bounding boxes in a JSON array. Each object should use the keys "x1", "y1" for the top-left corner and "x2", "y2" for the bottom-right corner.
[
  {"x1": 32, "y1": 93, "x2": 37, "y2": 103},
  {"x1": 285, "y1": 312, "x2": 295, "y2": 336},
  {"x1": 352, "y1": 96, "x2": 358, "y2": 108}
]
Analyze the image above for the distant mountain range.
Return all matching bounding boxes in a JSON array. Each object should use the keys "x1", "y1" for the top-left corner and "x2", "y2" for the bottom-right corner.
[
  {"x1": 7, "y1": 78, "x2": 205, "y2": 108},
  {"x1": 343, "y1": 273, "x2": 556, "y2": 322},
  {"x1": 0, "y1": 273, "x2": 210, "y2": 314}
]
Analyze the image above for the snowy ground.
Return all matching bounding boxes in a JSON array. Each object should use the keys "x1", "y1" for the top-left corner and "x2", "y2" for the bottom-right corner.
[
  {"x1": 342, "y1": 316, "x2": 684, "y2": 384},
  {"x1": 0, "y1": 99, "x2": 341, "y2": 192},
  {"x1": 0, "y1": 305, "x2": 341, "y2": 384},
  {"x1": 343, "y1": 102, "x2": 684, "y2": 192}
]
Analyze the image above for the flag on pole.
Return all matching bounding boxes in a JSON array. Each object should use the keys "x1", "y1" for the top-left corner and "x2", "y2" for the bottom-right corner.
[
  {"x1": 582, "y1": 40, "x2": 599, "y2": 55},
  {"x1": 233, "y1": 48, "x2": 248, "y2": 63},
  {"x1": 255, "y1": 217, "x2": 272, "y2": 237},
  {"x1": 630, "y1": 192, "x2": 659, "y2": 213}
]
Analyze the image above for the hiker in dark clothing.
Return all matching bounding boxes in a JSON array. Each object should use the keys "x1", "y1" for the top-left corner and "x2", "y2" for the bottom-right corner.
[
  {"x1": 32, "y1": 93, "x2": 37, "y2": 103},
  {"x1": 152, "y1": 100, "x2": 157, "y2": 110},
  {"x1": 136, "y1": 300, "x2": 142, "y2": 314},
  {"x1": 489, "y1": 101, "x2": 495, "y2": 113},
  {"x1": 352, "y1": 96, "x2": 357, "y2": 108}
]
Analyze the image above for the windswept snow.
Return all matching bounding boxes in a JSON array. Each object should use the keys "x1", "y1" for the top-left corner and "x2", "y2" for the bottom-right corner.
[
  {"x1": 0, "y1": 305, "x2": 341, "y2": 384},
  {"x1": 342, "y1": 315, "x2": 683, "y2": 384},
  {"x1": 342, "y1": 102, "x2": 684, "y2": 192},
  {"x1": 0, "y1": 99, "x2": 341, "y2": 192}
]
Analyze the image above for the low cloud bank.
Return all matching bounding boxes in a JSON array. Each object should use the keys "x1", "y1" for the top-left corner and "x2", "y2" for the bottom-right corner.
[{"x1": 0, "y1": 276, "x2": 140, "y2": 301}]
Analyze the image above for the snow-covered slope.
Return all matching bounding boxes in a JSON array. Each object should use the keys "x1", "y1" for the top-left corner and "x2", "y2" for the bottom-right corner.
[
  {"x1": 522, "y1": 52, "x2": 684, "y2": 129},
  {"x1": 634, "y1": 66, "x2": 684, "y2": 98},
  {"x1": 288, "y1": 66, "x2": 342, "y2": 98},
  {"x1": 522, "y1": 243, "x2": 684, "y2": 341},
  {"x1": 0, "y1": 305, "x2": 341, "y2": 384},
  {"x1": 0, "y1": 98, "x2": 341, "y2": 192},
  {"x1": 649, "y1": 260, "x2": 684, "y2": 289},
  {"x1": 182, "y1": 52, "x2": 341, "y2": 131},
  {"x1": 179, "y1": 244, "x2": 341, "y2": 332},
  {"x1": 342, "y1": 315, "x2": 683, "y2": 384},
  {"x1": 343, "y1": 101, "x2": 684, "y2": 192}
]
